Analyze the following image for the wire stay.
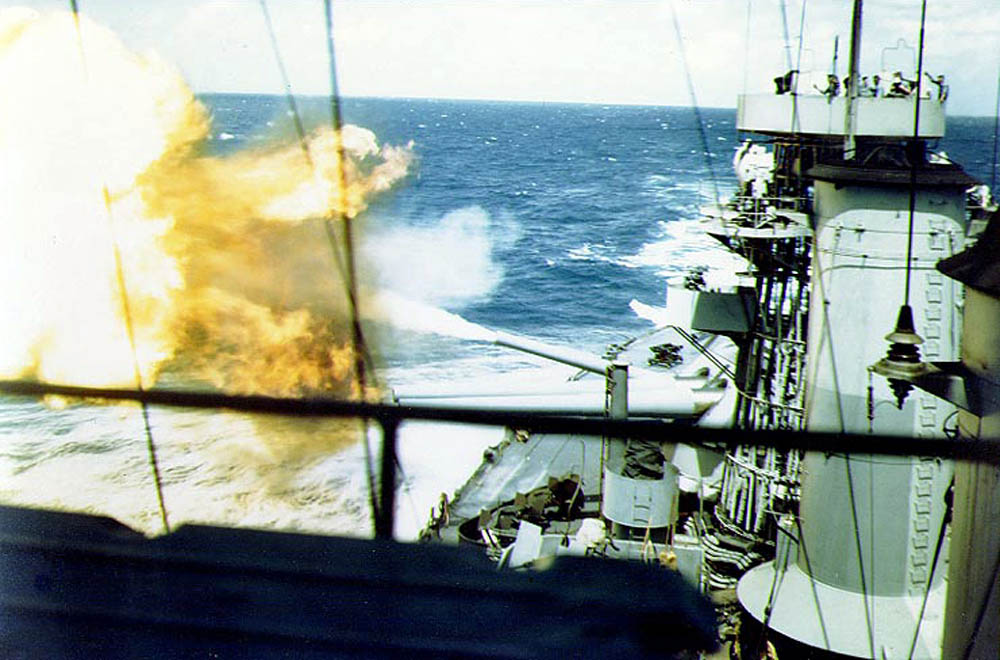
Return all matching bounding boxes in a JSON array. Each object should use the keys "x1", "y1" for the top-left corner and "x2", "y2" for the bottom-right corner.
[{"x1": 67, "y1": 0, "x2": 170, "y2": 534}]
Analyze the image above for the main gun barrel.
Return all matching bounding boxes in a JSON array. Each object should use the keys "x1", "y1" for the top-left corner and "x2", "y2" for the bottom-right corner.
[{"x1": 492, "y1": 330, "x2": 609, "y2": 375}]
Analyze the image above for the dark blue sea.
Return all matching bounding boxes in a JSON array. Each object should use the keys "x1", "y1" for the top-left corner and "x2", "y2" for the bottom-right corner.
[
  {"x1": 2, "y1": 94, "x2": 996, "y2": 539},
  {"x1": 202, "y1": 95, "x2": 748, "y2": 385},
  {"x1": 201, "y1": 94, "x2": 999, "y2": 385}
]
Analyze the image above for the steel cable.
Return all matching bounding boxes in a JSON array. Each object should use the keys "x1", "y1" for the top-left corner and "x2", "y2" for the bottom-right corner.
[{"x1": 66, "y1": 0, "x2": 169, "y2": 534}]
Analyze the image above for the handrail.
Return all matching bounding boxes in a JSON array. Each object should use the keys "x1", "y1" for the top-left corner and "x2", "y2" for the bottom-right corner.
[{"x1": 1, "y1": 378, "x2": 998, "y2": 537}]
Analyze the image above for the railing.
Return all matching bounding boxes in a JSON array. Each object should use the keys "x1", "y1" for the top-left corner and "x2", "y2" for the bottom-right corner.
[
  {"x1": 737, "y1": 93, "x2": 947, "y2": 138},
  {"x1": 2, "y1": 379, "x2": 999, "y2": 540},
  {"x1": 727, "y1": 195, "x2": 811, "y2": 229}
]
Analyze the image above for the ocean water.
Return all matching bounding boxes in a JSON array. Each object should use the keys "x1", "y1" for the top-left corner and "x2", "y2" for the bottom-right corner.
[{"x1": 1, "y1": 95, "x2": 995, "y2": 540}]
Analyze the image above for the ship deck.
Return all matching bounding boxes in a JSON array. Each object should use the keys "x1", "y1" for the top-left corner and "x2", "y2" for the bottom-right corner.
[{"x1": 434, "y1": 324, "x2": 736, "y2": 543}]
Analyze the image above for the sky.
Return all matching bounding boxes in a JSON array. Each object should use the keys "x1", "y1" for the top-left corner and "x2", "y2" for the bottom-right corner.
[{"x1": 6, "y1": 0, "x2": 1000, "y2": 116}]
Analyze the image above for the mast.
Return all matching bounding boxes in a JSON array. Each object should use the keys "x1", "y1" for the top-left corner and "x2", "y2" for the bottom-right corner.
[{"x1": 843, "y1": 0, "x2": 863, "y2": 157}]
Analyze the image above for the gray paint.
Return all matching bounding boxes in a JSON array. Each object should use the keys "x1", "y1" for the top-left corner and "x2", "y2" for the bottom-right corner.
[
  {"x1": 941, "y1": 287, "x2": 1000, "y2": 658},
  {"x1": 738, "y1": 162, "x2": 966, "y2": 656},
  {"x1": 737, "y1": 94, "x2": 946, "y2": 138}
]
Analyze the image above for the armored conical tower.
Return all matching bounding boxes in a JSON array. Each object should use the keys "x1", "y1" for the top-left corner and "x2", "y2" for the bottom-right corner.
[{"x1": 733, "y1": 63, "x2": 976, "y2": 657}]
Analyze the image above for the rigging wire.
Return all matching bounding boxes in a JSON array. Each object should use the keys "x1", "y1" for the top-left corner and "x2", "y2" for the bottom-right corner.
[
  {"x1": 903, "y1": 0, "x2": 929, "y2": 307},
  {"x1": 106, "y1": 188, "x2": 170, "y2": 535},
  {"x1": 259, "y1": 0, "x2": 313, "y2": 171},
  {"x1": 793, "y1": 514, "x2": 833, "y2": 651},
  {"x1": 779, "y1": 0, "x2": 793, "y2": 74},
  {"x1": 844, "y1": 456, "x2": 876, "y2": 659},
  {"x1": 259, "y1": 0, "x2": 378, "y2": 379},
  {"x1": 794, "y1": 1, "x2": 808, "y2": 80},
  {"x1": 105, "y1": 187, "x2": 171, "y2": 535},
  {"x1": 323, "y1": 0, "x2": 373, "y2": 394},
  {"x1": 959, "y1": 416, "x2": 1000, "y2": 660},
  {"x1": 259, "y1": 0, "x2": 384, "y2": 533},
  {"x1": 962, "y1": 550, "x2": 1000, "y2": 659},
  {"x1": 992, "y1": 61, "x2": 1000, "y2": 194},
  {"x1": 741, "y1": 0, "x2": 752, "y2": 99},
  {"x1": 669, "y1": 0, "x2": 722, "y2": 213},
  {"x1": 67, "y1": 0, "x2": 169, "y2": 534},
  {"x1": 322, "y1": 0, "x2": 382, "y2": 532},
  {"x1": 668, "y1": 326, "x2": 736, "y2": 381},
  {"x1": 756, "y1": 525, "x2": 787, "y2": 658},
  {"x1": 868, "y1": 430, "x2": 876, "y2": 648},
  {"x1": 787, "y1": 0, "x2": 808, "y2": 134},
  {"x1": 807, "y1": 232, "x2": 847, "y2": 433}
]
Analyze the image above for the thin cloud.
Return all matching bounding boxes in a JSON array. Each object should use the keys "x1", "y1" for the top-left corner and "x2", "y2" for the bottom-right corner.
[{"x1": 18, "y1": 0, "x2": 1000, "y2": 115}]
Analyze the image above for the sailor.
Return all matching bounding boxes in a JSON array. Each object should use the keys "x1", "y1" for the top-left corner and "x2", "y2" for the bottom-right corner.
[
  {"x1": 773, "y1": 69, "x2": 798, "y2": 94},
  {"x1": 814, "y1": 73, "x2": 840, "y2": 98},
  {"x1": 887, "y1": 71, "x2": 911, "y2": 97},
  {"x1": 968, "y1": 183, "x2": 992, "y2": 210},
  {"x1": 870, "y1": 74, "x2": 882, "y2": 97},
  {"x1": 925, "y1": 72, "x2": 948, "y2": 101},
  {"x1": 860, "y1": 75, "x2": 873, "y2": 96}
]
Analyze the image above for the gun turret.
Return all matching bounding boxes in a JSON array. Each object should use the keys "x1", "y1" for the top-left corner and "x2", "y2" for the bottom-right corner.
[{"x1": 392, "y1": 328, "x2": 723, "y2": 418}]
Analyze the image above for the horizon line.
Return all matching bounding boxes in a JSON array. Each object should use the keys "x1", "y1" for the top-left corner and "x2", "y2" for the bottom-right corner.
[
  {"x1": 192, "y1": 91, "x2": 996, "y2": 118},
  {"x1": 193, "y1": 91, "x2": 736, "y2": 112}
]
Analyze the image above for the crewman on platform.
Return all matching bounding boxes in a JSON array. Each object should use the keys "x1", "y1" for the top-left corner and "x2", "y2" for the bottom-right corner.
[
  {"x1": 773, "y1": 69, "x2": 798, "y2": 94},
  {"x1": 815, "y1": 74, "x2": 840, "y2": 98},
  {"x1": 888, "y1": 71, "x2": 914, "y2": 97},
  {"x1": 870, "y1": 74, "x2": 883, "y2": 97},
  {"x1": 925, "y1": 73, "x2": 948, "y2": 101}
]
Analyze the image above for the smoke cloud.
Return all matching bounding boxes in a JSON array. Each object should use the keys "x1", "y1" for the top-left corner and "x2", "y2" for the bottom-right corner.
[
  {"x1": 368, "y1": 290, "x2": 498, "y2": 342},
  {"x1": 362, "y1": 206, "x2": 519, "y2": 307},
  {"x1": 0, "y1": 8, "x2": 412, "y2": 400}
]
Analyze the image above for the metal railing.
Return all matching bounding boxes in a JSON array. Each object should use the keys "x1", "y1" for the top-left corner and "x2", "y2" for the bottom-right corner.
[
  {"x1": 2, "y1": 379, "x2": 999, "y2": 540},
  {"x1": 727, "y1": 195, "x2": 811, "y2": 229}
]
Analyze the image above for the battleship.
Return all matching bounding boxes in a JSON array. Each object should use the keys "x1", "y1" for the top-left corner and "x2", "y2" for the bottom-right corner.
[
  {"x1": 399, "y1": 5, "x2": 1000, "y2": 660},
  {"x1": 3, "y1": 2, "x2": 1000, "y2": 659}
]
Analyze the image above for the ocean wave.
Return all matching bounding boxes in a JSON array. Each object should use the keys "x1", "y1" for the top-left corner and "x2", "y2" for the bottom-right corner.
[
  {"x1": 563, "y1": 219, "x2": 744, "y2": 291},
  {"x1": 624, "y1": 219, "x2": 747, "y2": 285},
  {"x1": 566, "y1": 242, "x2": 636, "y2": 268}
]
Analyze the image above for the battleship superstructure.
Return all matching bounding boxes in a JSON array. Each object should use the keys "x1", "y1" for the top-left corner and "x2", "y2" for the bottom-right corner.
[
  {"x1": 719, "y1": 73, "x2": 972, "y2": 658},
  {"x1": 414, "y1": 15, "x2": 1000, "y2": 659},
  {"x1": 659, "y1": 53, "x2": 993, "y2": 657}
]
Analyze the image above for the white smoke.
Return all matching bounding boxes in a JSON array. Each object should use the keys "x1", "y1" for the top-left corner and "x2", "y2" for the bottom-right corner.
[
  {"x1": 363, "y1": 206, "x2": 520, "y2": 308},
  {"x1": 366, "y1": 290, "x2": 497, "y2": 341}
]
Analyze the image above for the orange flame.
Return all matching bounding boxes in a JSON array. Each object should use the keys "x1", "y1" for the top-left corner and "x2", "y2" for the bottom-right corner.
[
  {"x1": 0, "y1": 8, "x2": 411, "y2": 400},
  {"x1": 169, "y1": 288, "x2": 356, "y2": 398}
]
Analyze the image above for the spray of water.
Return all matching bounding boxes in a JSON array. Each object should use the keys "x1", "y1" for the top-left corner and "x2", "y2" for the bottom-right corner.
[
  {"x1": 629, "y1": 299, "x2": 670, "y2": 326},
  {"x1": 361, "y1": 204, "x2": 520, "y2": 342}
]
